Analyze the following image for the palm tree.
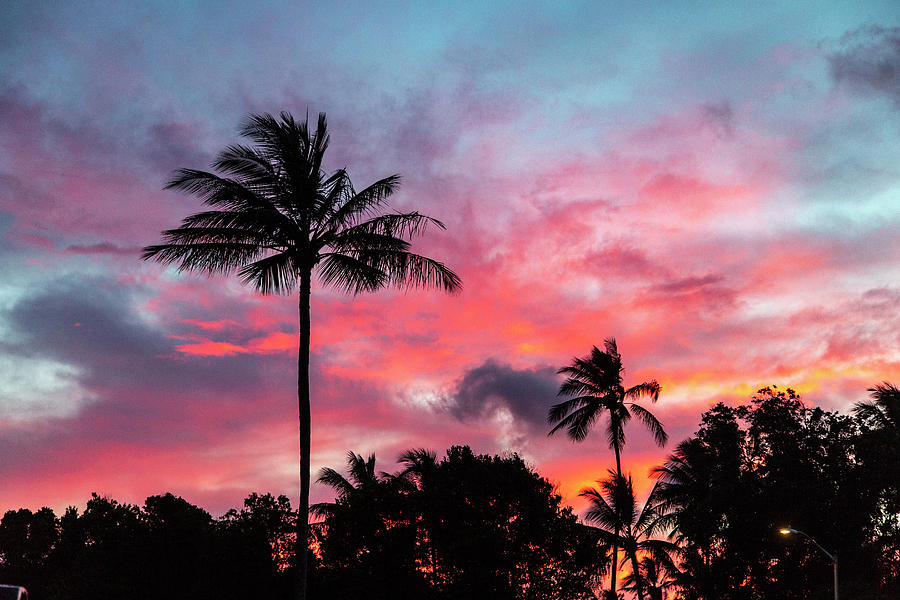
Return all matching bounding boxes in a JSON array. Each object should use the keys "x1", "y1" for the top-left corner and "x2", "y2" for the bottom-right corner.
[
  {"x1": 312, "y1": 451, "x2": 382, "y2": 508},
  {"x1": 854, "y1": 381, "x2": 900, "y2": 435},
  {"x1": 621, "y1": 556, "x2": 679, "y2": 600},
  {"x1": 142, "y1": 112, "x2": 461, "y2": 600},
  {"x1": 398, "y1": 448, "x2": 441, "y2": 583},
  {"x1": 651, "y1": 438, "x2": 721, "y2": 599},
  {"x1": 581, "y1": 471, "x2": 679, "y2": 600},
  {"x1": 548, "y1": 338, "x2": 667, "y2": 597}
]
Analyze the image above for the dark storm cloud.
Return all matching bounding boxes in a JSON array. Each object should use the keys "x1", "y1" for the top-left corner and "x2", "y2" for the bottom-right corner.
[
  {"x1": 1, "y1": 276, "x2": 283, "y2": 440},
  {"x1": 829, "y1": 26, "x2": 900, "y2": 102},
  {"x1": 449, "y1": 360, "x2": 558, "y2": 430}
]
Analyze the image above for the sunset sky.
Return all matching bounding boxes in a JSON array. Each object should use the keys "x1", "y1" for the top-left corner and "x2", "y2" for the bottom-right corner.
[{"x1": 1, "y1": 1, "x2": 898, "y2": 518}]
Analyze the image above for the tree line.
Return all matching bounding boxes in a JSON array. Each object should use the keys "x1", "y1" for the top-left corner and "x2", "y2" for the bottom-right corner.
[{"x1": 1, "y1": 380, "x2": 896, "y2": 599}]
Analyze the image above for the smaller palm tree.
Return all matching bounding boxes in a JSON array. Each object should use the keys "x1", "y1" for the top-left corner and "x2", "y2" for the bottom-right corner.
[
  {"x1": 621, "y1": 556, "x2": 679, "y2": 600},
  {"x1": 549, "y1": 338, "x2": 667, "y2": 598},
  {"x1": 854, "y1": 381, "x2": 900, "y2": 435},
  {"x1": 312, "y1": 451, "x2": 381, "y2": 511},
  {"x1": 549, "y1": 338, "x2": 666, "y2": 476},
  {"x1": 398, "y1": 448, "x2": 441, "y2": 583},
  {"x1": 581, "y1": 471, "x2": 680, "y2": 600}
]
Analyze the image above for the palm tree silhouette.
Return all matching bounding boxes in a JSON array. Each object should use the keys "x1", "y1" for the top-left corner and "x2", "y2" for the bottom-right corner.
[
  {"x1": 581, "y1": 471, "x2": 678, "y2": 600},
  {"x1": 854, "y1": 381, "x2": 900, "y2": 435},
  {"x1": 548, "y1": 338, "x2": 667, "y2": 598},
  {"x1": 142, "y1": 112, "x2": 461, "y2": 600},
  {"x1": 651, "y1": 438, "x2": 721, "y2": 598},
  {"x1": 398, "y1": 448, "x2": 441, "y2": 583},
  {"x1": 313, "y1": 451, "x2": 382, "y2": 506},
  {"x1": 621, "y1": 556, "x2": 679, "y2": 600}
]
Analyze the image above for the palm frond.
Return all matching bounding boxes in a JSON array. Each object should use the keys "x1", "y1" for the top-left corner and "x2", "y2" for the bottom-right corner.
[
  {"x1": 606, "y1": 408, "x2": 628, "y2": 452},
  {"x1": 366, "y1": 250, "x2": 462, "y2": 293},
  {"x1": 309, "y1": 501, "x2": 338, "y2": 519},
  {"x1": 346, "y1": 210, "x2": 445, "y2": 241},
  {"x1": 164, "y1": 170, "x2": 275, "y2": 213},
  {"x1": 141, "y1": 242, "x2": 266, "y2": 274},
  {"x1": 212, "y1": 144, "x2": 278, "y2": 184},
  {"x1": 237, "y1": 251, "x2": 298, "y2": 294},
  {"x1": 548, "y1": 403, "x2": 601, "y2": 441},
  {"x1": 316, "y1": 467, "x2": 354, "y2": 498},
  {"x1": 316, "y1": 252, "x2": 389, "y2": 294},
  {"x1": 347, "y1": 452, "x2": 378, "y2": 487},
  {"x1": 629, "y1": 402, "x2": 668, "y2": 447},
  {"x1": 324, "y1": 174, "x2": 401, "y2": 229},
  {"x1": 548, "y1": 395, "x2": 597, "y2": 426},
  {"x1": 625, "y1": 380, "x2": 661, "y2": 402}
]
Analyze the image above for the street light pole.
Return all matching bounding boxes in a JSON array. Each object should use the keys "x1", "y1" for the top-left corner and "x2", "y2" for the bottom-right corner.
[{"x1": 779, "y1": 527, "x2": 838, "y2": 600}]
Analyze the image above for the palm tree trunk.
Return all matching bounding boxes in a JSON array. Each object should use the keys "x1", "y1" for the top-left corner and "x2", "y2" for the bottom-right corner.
[
  {"x1": 297, "y1": 273, "x2": 312, "y2": 600},
  {"x1": 610, "y1": 444, "x2": 622, "y2": 599},
  {"x1": 630, "y1": 553, "x2": 646, "y2": 600}
]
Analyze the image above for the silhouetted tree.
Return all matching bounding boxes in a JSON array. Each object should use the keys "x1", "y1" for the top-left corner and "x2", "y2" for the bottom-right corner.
[
  {"x1": 854, "y1": 382, "x2": 900, "y2": 594},
  {"x1": 217, "y1": 493, "x2": 296, "y2": 598},
  {"x1": 652, "y1": 386, "x2": 894, "y2": 599},
  {"x1": 651, "y1": 423, "x2": 742, "y2": 599},
  {"x1": 0, "y1": 507, "x2": 57, "y2": 596},
  {"x1": 549, "y1": 338, "x2": 667, "y2": 598},
  {"x1": 311, "y1": 446, "x2": 603, "y2": 599},
  {"x1": 398, "y1": 448, "x2": 441, "y2": 584},
  {"x1": 312, "y1": 452, "x2": 425, "y2": 599},
  {"x1": 143, "y1": 111, "x2": 461, "y2": 599},
  {"x1": 580, "y1": 471, "x2": 678, "y2": 600}
]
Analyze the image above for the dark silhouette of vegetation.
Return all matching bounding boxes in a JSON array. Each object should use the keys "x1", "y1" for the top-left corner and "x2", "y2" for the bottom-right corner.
[
  {"x1": 580, "y1": 471, "x2": 678, "y2": 600},
  {"x1": 2, "y1": 386, "x2": 896, "y2": 599},
  {"x1": 310, "y1": 445, "x2": 605, "y2": 599},
  {"x1": 142, "y1": 111, "x2": 461, "y2": 599},
  {"x1": 652, "y1": 385, "x2": 900, "y2": 599},
  {"x1": 0, "y1": 449, "x2": 601, "y2": 600},
  {"x1": 549, "y1": 338, "x2": 667, "y2": 598},
  {"x1": 0, "y1": 492, "x2": 295, "y2": 600}
]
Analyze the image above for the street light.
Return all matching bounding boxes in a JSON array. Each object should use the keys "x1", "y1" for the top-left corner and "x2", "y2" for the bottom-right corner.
[{"x1": 779, "y1": 527, "x2": 838, "y2": 600}]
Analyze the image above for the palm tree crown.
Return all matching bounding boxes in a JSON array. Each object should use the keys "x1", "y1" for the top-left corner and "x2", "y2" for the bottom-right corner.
[
  {"x1": 143, "y1": 112, "x2": 460, "y2": 295},
  {"x1": 581, "y1": 471, "x2": 679, "y2": 600},
  {"x1": 853, "y1": 381, "x2": 900, "y2": 435},
  {"x1": 548, "y1": 338, "x2": 667, "y2": 471},
  {"x1": 143, "y1": 111, "x2": 461, "y2": 600}
]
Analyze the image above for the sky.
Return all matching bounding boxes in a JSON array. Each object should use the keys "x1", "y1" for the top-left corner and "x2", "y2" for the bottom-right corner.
[{"x1": 1, "y1": 1, "x2": 898, "y2": 518}]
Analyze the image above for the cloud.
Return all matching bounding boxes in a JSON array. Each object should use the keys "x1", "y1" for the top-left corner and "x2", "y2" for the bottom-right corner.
[
  {"x1": 449, "y1": 360, "x2": 558, "y2": 431},
  {"x1": 829, "y1": 26, "x2": 900, "y2": 102},
  {"x1": 65, "y1": 242, "x2": 143, "y2": 256},
  {"x1": 650, "y1": 273, "x2": 726, "y2": 295}
]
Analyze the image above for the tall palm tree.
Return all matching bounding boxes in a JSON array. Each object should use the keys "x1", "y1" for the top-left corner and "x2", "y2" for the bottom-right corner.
[
  {"x1": 142, "y1": 112, "x2": 461, "y2": 600},
  {"x1": 548, "y1": 338, "x2": 667, "y2": 598},
  {"x1": 581, "y1": 471, "x2": 679, "y2": 600}
]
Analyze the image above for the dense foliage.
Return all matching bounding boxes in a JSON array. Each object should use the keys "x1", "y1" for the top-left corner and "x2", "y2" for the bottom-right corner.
[
  {"x1": 652, "y1": 385, "x2": 900, "y2": 599},
  {"x1": 309, "y1": 445, "x2": 605, "y2": 599},
  {"x1": 0, "y1": 447, "x2": 602, "y2": 600},
  {"x1": 0, "y1": 492, "x2": 295, "y2": 600},
  {"x1": 1, "y1": 386, "x2": 896, "y2": 599}
]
